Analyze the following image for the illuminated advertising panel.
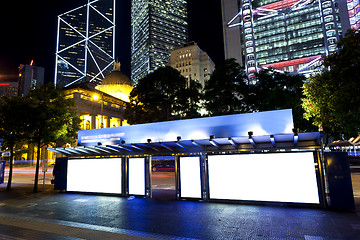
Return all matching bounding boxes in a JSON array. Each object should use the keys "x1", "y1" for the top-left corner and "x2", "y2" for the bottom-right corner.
[
  {"x1": 78, "y1": 109, "x2": 294, "y2": 146},
  {"x1": 67, "y1": 158, "x2": 122, "y2": 194},
  {"x1": 208, "y1": 152, "x2": 319, "y2": 204},
  {"x1": 180, "y1": 156, "x2": 202, "y2": 198},
  {"x1": 129, "y1": 157, "x2": 145, "y2": 196}
]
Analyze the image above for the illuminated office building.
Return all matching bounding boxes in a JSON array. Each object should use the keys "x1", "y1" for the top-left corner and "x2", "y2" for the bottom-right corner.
[
  {"x1": 18, "y1": 62, "x2": 45, "y2": 96},
  {"x1": 131, "y1": 0, "x2": 188, "y2": 83},
  {"x1": 169, "y1": 42, "x2": 215, "y2": 88},
  {"x1": 347, "y1": 0, "x2": 360, "y2": 28},
  {"x1": 55, "y1": 0, "x2": 115, "y2": 88},
  {"x1": 222, "y1": 0, "x2": 353, "y2": 79}
]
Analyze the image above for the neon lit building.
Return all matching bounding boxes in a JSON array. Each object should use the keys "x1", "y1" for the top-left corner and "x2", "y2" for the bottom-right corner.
[
  {"x1": 222, "y1": 0, "x2": 352, "y2": 79},
  {"x1": 55, "y1": 0, "x2": 115, "y2": 88},
  {"x1": 347, "y1": 0, "x2": 360, "y2": 28},
  {"x1": 131, "y1": 0, "x2": 188, "y2": 84}
]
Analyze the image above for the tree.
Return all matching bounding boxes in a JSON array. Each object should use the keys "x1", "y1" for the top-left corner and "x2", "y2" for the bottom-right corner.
[
  {"x1": 125, "y1": 66, "x2": 202, "y2": 124},
  {"x1": 203, "y1": 58, "x2": 249, "y2": 116},
  {"x1": 302, "y1": 29, "x2": 360, "y2": 138},
  {"x1": 0, "y1": 96, "x2": 32, "y2": 191},
  {"x1": 27, "y1": 83, "x2": 80, "y2": 193},
  {"x1": 249, "y1": 69, "x2": 315, "y2": 132}
]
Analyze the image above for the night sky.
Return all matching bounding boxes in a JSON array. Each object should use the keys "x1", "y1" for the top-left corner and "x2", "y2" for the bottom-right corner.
[{"x1": 0, "y1": 0, "x2": 224, "y2": 83}]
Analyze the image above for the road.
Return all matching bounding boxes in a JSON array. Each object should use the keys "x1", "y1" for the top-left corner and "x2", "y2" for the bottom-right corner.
[{"x1": 4, "y1": 166, "x2": 54, "y2": 185}]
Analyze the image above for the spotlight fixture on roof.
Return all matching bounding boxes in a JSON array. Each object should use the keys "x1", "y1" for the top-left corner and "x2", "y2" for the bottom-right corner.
[{"x1": 147, "y1": 139, "x2": 152, "y2": 143}]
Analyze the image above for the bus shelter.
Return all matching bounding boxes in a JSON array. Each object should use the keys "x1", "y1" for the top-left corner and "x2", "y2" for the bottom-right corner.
[{"x1": 49, "y1": 109, "x2": 327, "y2": 207}]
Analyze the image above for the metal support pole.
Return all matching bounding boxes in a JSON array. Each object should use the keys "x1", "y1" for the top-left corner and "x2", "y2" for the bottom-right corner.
[
  {"x1": 145, "y1": 155, "x2": 152, "y2": 198},
  {"x1": 200, "y1": 153, "x2": 210, "y2": 201},
  {"x1": 174, "y1": 154, "x2": 180, "y2": 199},
  {"x1": 122, "y1": 156, "x2": 129, "y2": 197}
]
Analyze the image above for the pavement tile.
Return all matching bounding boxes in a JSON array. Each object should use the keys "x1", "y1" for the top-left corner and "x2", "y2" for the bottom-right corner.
[{"x1": 1, "y1": 183, "x2": 360, "y2": 239}]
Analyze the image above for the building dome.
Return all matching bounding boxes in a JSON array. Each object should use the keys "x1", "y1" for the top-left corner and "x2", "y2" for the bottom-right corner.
[
  {"x1": 95, "y1": 61, "x2": 133, "y2": 102},
  {"x1": 101, "y1": 70, "x2": 133, "y2": 87}
]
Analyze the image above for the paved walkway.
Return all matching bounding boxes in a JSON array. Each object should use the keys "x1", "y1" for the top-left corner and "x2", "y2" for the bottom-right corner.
[{"x1": 0, "y1": 183, "x2": 360, "y2": 239}]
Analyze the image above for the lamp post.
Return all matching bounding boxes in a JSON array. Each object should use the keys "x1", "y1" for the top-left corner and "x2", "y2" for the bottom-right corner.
[{"x1": 93, "y1": 93, "x2": 104, "y2": 128}]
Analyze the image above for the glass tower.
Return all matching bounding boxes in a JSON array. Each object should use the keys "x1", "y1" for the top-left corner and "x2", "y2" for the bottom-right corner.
[
  {"x1": 55, "y1": 0, "x2": 115, "y2": 88},
  {"x1": 223, "y1": 0, "x2": 352, "y2": 79},
  {"x1": 131, "y1": 0, "x2": 188, "y2": 84}
]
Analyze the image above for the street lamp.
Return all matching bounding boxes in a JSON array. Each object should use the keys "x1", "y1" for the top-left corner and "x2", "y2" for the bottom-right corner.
[{"x1": 92, "y1": 94, "x2": 104, "y2": 128}]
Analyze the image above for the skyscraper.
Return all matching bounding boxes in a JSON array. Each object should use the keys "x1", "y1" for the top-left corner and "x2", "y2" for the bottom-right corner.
[
  {"x1": 18, "y1": 62, "x2": 45, "y2": 96},
  {"x1": 131, "y1": 0, "x2": 188, "y2": 83},
  {"x1": 222, "y1": 0, "x2": 353, "y2": 79},
  {"x1": 55, "y1": 0, "x2": 115, "y2": 88}
]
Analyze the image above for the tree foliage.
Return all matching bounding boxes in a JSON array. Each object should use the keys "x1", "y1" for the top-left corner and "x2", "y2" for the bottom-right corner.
[
  {"x1": 302, "y1": 29, "x2": 360, "y2": 138},
  {"x1": 0, "y1": 96, "x2": 32, "y2": 191},
  {"x1": 203, "y1": 58, "x2": 249, "y2": 116},
  {"x1": 249, "y1": 69, "x2": 315, "y2": 132},
  {"x1": 27, "y1": 83, "x2": 80, "y2": 192},
  {"x1": 0, "y1": 83, "x2": 80, "y2": 192},
  {"x1": 125, "y1": 66, "x2": 202, "y2": 124}
]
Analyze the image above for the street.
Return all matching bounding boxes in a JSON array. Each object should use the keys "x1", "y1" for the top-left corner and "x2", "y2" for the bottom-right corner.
[
  {"x1": 0, "y1": 166, "x2": 360, "y2": 239},
  {"x1": 4, "y1": 166, "x2": 54, "y2": 185}
]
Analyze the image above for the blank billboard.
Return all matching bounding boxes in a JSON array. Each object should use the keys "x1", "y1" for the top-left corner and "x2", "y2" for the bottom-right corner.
[
  {"x1": 129, "y1": 157, "x2": 145, "y2": 195},
  {"x1": 67, "y1": 158, "x2": 122, "y2": 194},
  {"x1": 208, "y1": 152, "x2": 319, "y2": 204},
  {"x1": 180, "y1": 156, "x2": 202, "y2": 198}
]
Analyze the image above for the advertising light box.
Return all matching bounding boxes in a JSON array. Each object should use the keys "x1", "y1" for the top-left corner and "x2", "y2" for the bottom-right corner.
[
  {"x1": 78, "y1": 109, "x2": 294, "y2": 146},
  {"x1": 180, "y1": 156, "x2": 202, "y2": 198},
  {"x1": 208, "y1": 152, "x2": 320, "y2": 204},
  {"x1": 128, "y1": 157, "x2": 145, "y2": 195},
  {"x1": 67, "y1": 158, "x2": 122, "y2": 194}
]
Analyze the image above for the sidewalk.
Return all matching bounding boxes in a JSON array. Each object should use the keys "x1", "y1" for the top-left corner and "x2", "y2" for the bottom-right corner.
[{"x1": 1, "y1": 183, "x2": 360, "y2": 239}]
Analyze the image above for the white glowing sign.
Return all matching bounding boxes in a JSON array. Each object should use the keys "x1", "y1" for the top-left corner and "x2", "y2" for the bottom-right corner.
[
  {"x1": 180, "y1": 156, "x2": 202, "y2": 198},
  {"x1": 78, "y1": 109, "x2": 294, "y2": 146},
  {"x1": 128, "y1": 157, "x2": 145, "y2": 195},
  {"x1": 208, "y1": 152, "x2": 320, "y2": 204},
  {"x1": 67, "y1": 158, "x2": 122, "y2": 194}
]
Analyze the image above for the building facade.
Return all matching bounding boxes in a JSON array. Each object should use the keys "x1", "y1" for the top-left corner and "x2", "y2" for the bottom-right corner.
[
  {"x1": 65, "y1": 62, "x2": 132, "y2": 131},
  {"x1": 131, "y1": 0, "x2": 188, "y2": 84},
  {"x1": 55, "y1": 0, "x2": 115, "y2": 88},
  {"x1": 168, "y1": 42, "x2": 215, "y2": 88},
  {"x1": 18, "y1": 63, "x2": 45, "y2": 96},
  {"x1": 221, "y1": 0, "x2": 244, "y2": 66},
  {"x1": 222, "y1": 0, "x2": 354, "y2": 79},
  {"x1": 0, "y1": 82, "x2": 18, "y2": 97}
]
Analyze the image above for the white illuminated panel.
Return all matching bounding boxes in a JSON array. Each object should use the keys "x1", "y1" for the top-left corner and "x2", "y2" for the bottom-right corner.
[
  {"x1": 180, "y1": 156, "x2": 202, "y2": 198},
  {"x1": 129, "y1": 157, "x2": 145, "y2": 195},
  {"x1": 208, "y1": 152, "x2": 319, "y2": 204},
  {"x1": 67, "y1": 158, "x2": 122, "y2": 194}
]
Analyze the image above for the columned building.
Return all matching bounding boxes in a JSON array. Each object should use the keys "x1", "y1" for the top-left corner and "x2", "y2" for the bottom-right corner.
[
  {"x1": 65, "y1": 62, "x2": 133, "y2": 131},
  {"x1": 222, "y1": 0, "x2": 354, "y2": 79},
  {"x1": 169, "y1": 42, "x2": 215, "y2": 88},
  {"x1": 131, "y1": 0, "x2": 188, "y2": 84},
  {"x1": 55, "y1": 0, "x2": 116, "y2": 88}
]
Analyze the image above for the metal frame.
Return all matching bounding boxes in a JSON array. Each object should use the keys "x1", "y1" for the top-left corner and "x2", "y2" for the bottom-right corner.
[
  {"x1": 54, "y1": 0, "x2": 116, "y2": 87},
  {"x1": 51, "y1": 132, "x2": 324, "y2": 206},
  {"x1": 50, "y1": 132, "x2": 322, "y2": 158}
]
